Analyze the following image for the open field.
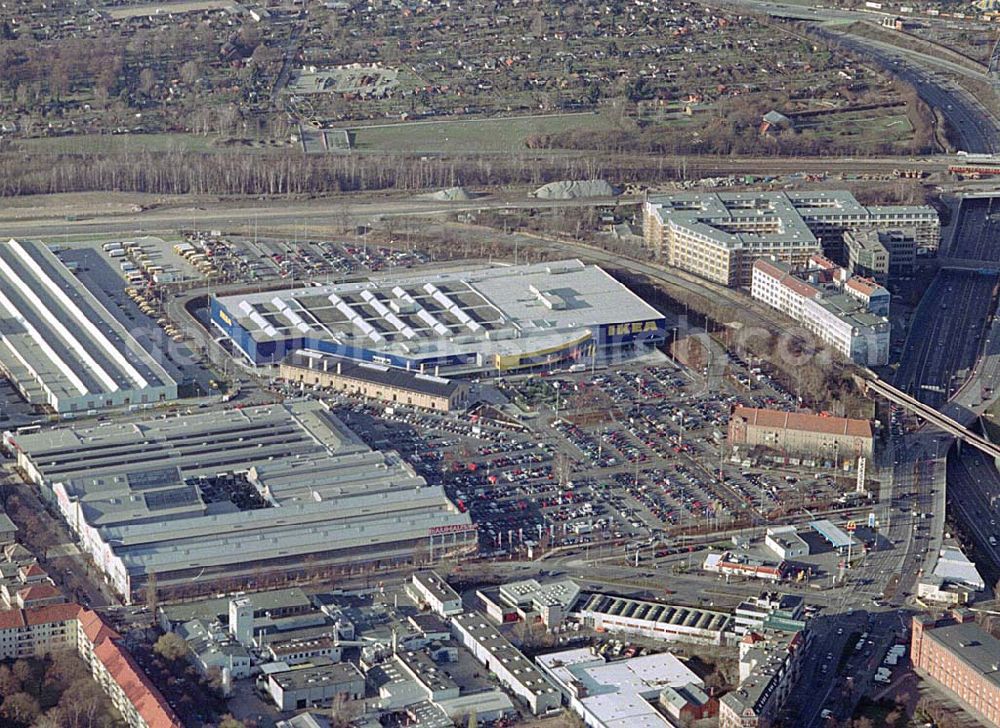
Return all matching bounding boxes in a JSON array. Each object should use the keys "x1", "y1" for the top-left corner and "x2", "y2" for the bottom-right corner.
[
  {"x1": 15, "y1": 133, "x2": 292, "y2": 155},
  {"x1": 347, "y1": 113, "x2": 622, "y2": 154},
  {"x1": 105, "y1": 0, "x2": 237, "y2": 20},
  {"x1": 795, "y1": 111, "x2": 915, "y2": 146}
]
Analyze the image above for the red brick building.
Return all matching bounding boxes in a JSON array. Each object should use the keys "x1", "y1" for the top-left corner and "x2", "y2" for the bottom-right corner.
[{"x1": 911, "y1": 609, "x2": 1000, "y2": 725}]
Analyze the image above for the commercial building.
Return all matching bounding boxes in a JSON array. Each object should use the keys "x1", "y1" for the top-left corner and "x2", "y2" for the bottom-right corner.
[
  {"x1": 478, "y1": 578, "x2": 581, "y2": 629},
  {"x1": 176, "y1": 618, "x2": 252, "y2": 679},
  {"x1": 750, "y1": 258, "x2": 890, "y2": 366},
  {"x1": 0, "y1": 238, "x2": 178, "y2": 414},
  {"x1": 703, "y1": 552, "x2": 786, "y2": 583},
  {"x1": 408, "y1": 571, "x2": 464, "y2": 618},
  {"x1": 911, "y1": 610, "x2": 1000, "y2": 726},
  {"x1": 573, "y1": 593, "x2": 734, "y2": 646},
  {"x1": 642, "y1": 191, "x2": 938, "y2": 287},
  {"x1": 450, "y1": 612, "x2": 561, "y2": 715},
  {"x1": 728, "y1": 406, "x2": 874, "y2": 466},
  {"x1": 211, "y1": 259, "x2": 666, "y2": 373},
  {"x1": 281, "y1": 351, "x2": 470, "y2": 412},
  {"x1": 808, "y1": 520, "x2": 860, "y2": 555},
  {"x1": 734, "y1": 593, "x2": 805, "y2": 635},
  {"x1": 266, "y1": 660, "x2": 365, "y2": 711},
  {"x1": 764, "y1": 526, "x2": 810, "y2": 561},
  {"x1": 9, "y1": 401, "x2": 475, "y2": 603},
  {"x1": 918, "y1": 545, "x2": 986, "y2": 605},
  {"x1": 0, "y1": 603, "x2": 182, "y2": 728},
  {"x1": 536, "y1": 647, "x2": 713, "y2": 728},
  {"x1": 843, "y1": 227, "x2": 917, "y2": 283},
  {"x1": 719, "y1": 630, "x2": 808, "y2": 728}
]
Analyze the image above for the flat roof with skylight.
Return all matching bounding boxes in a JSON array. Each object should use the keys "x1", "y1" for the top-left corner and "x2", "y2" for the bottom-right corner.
[
  {"x1": 211, "y1": 259, "x2": 666, "y2": 372},
  {"x1": 0, "y1": 239, "x2": 177, "y2": 413}
]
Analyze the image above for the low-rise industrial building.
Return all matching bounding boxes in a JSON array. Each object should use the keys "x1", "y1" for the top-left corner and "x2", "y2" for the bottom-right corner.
[
  {"x1": 479, "y1": 578, "x2": 581, "y2": 629},
  {"x1": 642, "y1": 191, "x2": 938, "y2": 287},
  {"x1": 0, "y1": 238, "x2": 178, "y2": 414},
  {"x1": 728, "y1": 406, "x2": 874, "y2": 467},
  {"x1": 176, "y1": 618, "x2": 252, "y2": 680},
  {"x1": 911, "y1": 610, "x2": 1000, "y2": 726},
  {"x1": 450, "y1": 612, "x2": 561, "y2": 715},
  {"x1": 395, "y1": 648, "x2": 460, "y2": 702},
  {"x1": 9, "y1": 401, "x2": 475, "y2": 603},
  {"x1": 918, "y1": 545, "x2": 986, "y2": 605},
  {"x1": 765, "y1": 526, "x2": 810, "y2": 561},
  {"x1": 408, "y1": 572, "x2": 464, "y2": 618},
  {"x1": 158, "y1": 587, "x2": 314, "y2": 632},
  {"x1": 573, "y1": 593, "x2": 734, "y2": 645},
  {"x1": 536, "y1": 647, "x2": 712, "y2": 728},
  {"x1": 280, "y1": 351, "x2": 470, "y2": 412},
  {"x1": 266, "y1": 660, "x2": 365, "y2": 711},
  {"x1": 211, "y1": 259, "x2": 666, "y2": 373}
]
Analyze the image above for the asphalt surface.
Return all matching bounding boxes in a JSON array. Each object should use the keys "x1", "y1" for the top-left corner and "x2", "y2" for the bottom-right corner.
[
  {"x1": 894, "y1": 268, "x2": 998, "y2": 409},
  {"x1": 946, "y1": 196, "x2": 1000, "y2": 262}
]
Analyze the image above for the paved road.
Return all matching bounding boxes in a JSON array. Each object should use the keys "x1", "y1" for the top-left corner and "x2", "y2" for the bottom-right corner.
[{"x1": 894, "y1": 269, "x2": 998, "y2": 409}]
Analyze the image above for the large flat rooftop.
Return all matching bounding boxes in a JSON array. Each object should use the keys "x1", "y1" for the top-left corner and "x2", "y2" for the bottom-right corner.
[
  {"x1": 646, "y1": 191, "x2": 936, "y2": 251},
  {"x1": 536, "y1": 647, "x2": 702, "y2": 728},
  {"x1": 213, "y1": 259, "x2": 665, "y2": 368},
  {"x1": 0, "y1": 239, "x2": 177, "y2": 412},
  {"x1": 13, "y1": 401, "x2": 472, "y2": 592}
]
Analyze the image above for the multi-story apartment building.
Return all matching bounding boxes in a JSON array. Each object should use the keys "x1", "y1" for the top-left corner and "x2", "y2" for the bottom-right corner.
[
  {"x1": 719, "y1": 630, "x2": 809, "y2": 728},
  {"x1": 911, "y1": 610, "x2": 1000, "y2": 726},
  {"x1": 751, "y1": 258, "x2": 890, "y2": 366},
  {"x1": 0, "y1": 603, "x2": 181, "y2": 728},
  {"x1": 642, "y1": 191, "x2": 938, "y2": 287}
]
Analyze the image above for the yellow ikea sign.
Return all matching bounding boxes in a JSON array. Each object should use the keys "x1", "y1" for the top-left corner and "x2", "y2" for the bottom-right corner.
[
  {"x1": 606, "y1": 321, "x2": 660, "y2": 337},
  {"x1": 218, "y1": 310, "x2": 232, "y2": 326}
]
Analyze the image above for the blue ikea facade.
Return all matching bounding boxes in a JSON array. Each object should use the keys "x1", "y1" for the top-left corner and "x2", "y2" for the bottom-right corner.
[{"x1": 212, "y1": 296, "x2": 667, "y2": 372}]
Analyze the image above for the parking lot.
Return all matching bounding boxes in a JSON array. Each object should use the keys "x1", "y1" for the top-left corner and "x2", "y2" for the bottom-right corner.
[
  {"x1": 188, "y1": 232, "x2": 435, "y2": 284},
  {"x1": 275, "y1": 343, "x2": 867, "y2": 567},
  {"x1": 56, "y1": 246, "x2": 215, "y2": 393}
]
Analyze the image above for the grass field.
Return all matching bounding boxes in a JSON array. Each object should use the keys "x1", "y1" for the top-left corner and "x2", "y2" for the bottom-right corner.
[
  {"x1": 795, "y1": 112, "x2": 914, "y2": 146},
  {"x1": 15, "y1": 133, "x2": 288, "y2": 155},
  {"x1": 348, "y1": 113, "x2": 622, "y2": 154},
  {"x1": 106, "y1": 0, "x2": 236, "y2": 19}
]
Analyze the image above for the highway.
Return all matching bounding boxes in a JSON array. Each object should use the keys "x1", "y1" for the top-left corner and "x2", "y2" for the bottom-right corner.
[
  {"x1": 828, "y1": 32, "x2": 1000, "y2": 153},
  {"x1": 893, "y1": 269, "x2": 999, "y2": 409}
]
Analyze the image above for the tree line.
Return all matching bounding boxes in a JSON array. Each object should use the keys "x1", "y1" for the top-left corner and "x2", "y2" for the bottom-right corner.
[{"x1": 0, "y1": 147, "x2": 726, "y2": 197}]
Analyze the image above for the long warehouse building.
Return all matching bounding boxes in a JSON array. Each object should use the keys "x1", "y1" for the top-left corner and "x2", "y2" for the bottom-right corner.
[
  {"x1": 0, "y1": 238, "x2": 177, "y2": 413},
  {"x1": 210, "y1": 259, "x2": 666, "y2": 373},
  {"x1": 6, "y1": 401, "x2": 475, "y2": 603}
]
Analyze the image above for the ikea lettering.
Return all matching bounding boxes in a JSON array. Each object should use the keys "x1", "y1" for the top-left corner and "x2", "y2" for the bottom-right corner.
[
  {"x1": 607, "y1": 321, "x2": 660, "y2": 337},
  {"x1": 218, "y1": 309, "x2": 233, "y2": 326}
]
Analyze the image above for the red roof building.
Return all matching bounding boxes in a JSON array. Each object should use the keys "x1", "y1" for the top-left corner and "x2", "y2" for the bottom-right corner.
[{"x1": 0, "y1": 603, "x2": 181, "y2": 728}]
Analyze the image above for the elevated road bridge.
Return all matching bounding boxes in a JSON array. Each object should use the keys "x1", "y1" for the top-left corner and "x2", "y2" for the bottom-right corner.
[{"x1": 860, "y1": 375, "x2": 1000, "y2": 459}]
